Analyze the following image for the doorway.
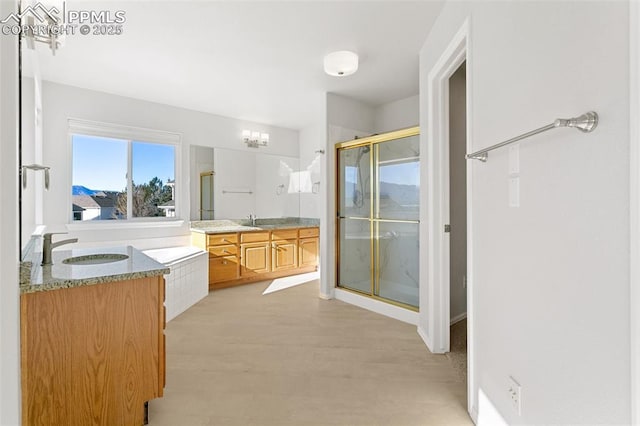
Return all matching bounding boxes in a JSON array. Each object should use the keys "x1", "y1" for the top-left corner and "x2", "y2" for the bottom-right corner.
[{"x1": 447, "y1": 63, "x2": 468, "y2": 380}]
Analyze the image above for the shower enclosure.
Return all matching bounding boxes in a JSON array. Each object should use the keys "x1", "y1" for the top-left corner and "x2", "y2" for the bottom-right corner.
[{"x1": 336, "y1": 127, "x2": 420, "y2": 310}]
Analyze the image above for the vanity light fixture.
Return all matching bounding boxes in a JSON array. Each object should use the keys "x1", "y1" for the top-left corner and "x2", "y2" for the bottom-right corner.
[
  {"x1": 324, "y1": 51, "x2": 359, "y2": 77},
  {"x1": 242, "y1": 130, "x2": 269, "y2": 148}
]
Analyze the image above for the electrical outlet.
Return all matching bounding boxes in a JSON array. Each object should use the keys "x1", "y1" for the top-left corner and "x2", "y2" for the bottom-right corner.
[
  {"x1": 508, "y1": 376, "x2": 522, "y2": 416},
  {"x1": 462, "y1": 276, "x2": 467, "y2": 289}
]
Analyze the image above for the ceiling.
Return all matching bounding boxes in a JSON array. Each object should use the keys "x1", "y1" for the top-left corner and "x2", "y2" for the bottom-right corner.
[{"x1": 34, "y1": 1, "x2": 445, "y2": 130}]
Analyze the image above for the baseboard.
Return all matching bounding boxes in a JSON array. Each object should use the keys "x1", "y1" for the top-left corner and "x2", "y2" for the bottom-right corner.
[
  {"x1": 450, "y1": 312, "x2": 467, "y2": 325},
  {"x1": 334, "y1": 289, "x2": 418, "y2": 325},
  {"x1": 469, "y1": 405, "x2": 478, "y2": 424},
  {"x1": 417, "y1": 324, "x2": 434, "y2": 351},
  {"x1": 319, "y1": 291, "x2": 333, "y2": 300}
]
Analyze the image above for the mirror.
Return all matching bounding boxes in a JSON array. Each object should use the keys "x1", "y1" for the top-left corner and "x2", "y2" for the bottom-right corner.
[
  {"x1": 200, "y1": 172, "x2": 214, "y2": 220},
  {"x1": 189, "y1": 145, "x2": 301, "y2": 220},
  {"x1": 20, "y1": 41, "x2": 45, "y2": 248}
]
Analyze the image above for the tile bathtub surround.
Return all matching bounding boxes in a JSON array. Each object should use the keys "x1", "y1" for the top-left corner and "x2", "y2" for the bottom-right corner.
[
  {"x1": 21, "y1": 245, "x2": 170, "y2": 294},
  {"x1": 143, "y1": 246, "x2": 209, "y2": 322}
]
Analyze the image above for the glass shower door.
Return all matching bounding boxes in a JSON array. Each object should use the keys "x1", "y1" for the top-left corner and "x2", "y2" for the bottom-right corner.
[
  {"x1": 374, "y1": 135, "x2": 420, "y2": 308},
  {"x1": 337, "y1": 128, "x2": 420, "y2": 310},
  {"x1": 337, "y1": 146, "x2": 372, "y2": 294}
]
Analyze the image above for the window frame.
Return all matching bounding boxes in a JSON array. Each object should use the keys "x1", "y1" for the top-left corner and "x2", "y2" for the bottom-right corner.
[{"x1": 67, "y1": 118, "x2": 182, "y2": 227}]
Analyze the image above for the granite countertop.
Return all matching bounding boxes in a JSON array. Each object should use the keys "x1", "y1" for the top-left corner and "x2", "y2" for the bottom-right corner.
[
  {"x1": 21, "y1": 246, "x2": 170, "y2": 294},
  {"x1": 190, "y1": 217, "x2": 320, "y2": 234}
]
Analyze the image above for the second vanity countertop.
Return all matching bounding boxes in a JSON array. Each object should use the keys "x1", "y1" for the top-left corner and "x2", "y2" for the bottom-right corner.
[
  {"x1": 21, "y1": 246, "x2": 170, "y2": 294},
  {"x1": 190, "y1": 218, "x2": 320, "y2": 235}
]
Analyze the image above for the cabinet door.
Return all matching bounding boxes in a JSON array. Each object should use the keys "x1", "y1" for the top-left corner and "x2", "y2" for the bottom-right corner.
[
  {"x1": 209, "y1": 256, "x2": 239, "y2": 283},
  {"x1": 272, "y1": 240, "x2": 298, "y2": 272},
  {"x1": 241, "y1": 242, "x2": 271, "y2": 276},
  {"x1": 299, "y1": 237, "x2": 319, "y2": 268}
]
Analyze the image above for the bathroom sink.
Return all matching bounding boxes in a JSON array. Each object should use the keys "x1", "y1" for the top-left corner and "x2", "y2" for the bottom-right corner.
[{"x1": 62, "y1": 253, "x2": 129, "y2": 265}]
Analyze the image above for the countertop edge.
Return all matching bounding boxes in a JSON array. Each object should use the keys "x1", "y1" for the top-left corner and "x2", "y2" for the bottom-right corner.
[
  {"x1": 20, "y1": 267, "x2": 170, "y2": 294},
  {"x1": 190, "y1": 221, "x2": 320, "y2": 235}
]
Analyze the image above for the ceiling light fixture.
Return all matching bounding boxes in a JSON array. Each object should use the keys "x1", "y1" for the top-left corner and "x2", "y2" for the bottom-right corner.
[{"x1": 324, "y1": 51, "x2": 359, "y2": 77}]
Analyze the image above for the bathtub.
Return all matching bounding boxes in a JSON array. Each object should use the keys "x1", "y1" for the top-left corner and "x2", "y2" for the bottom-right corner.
[{"x1": 143, "y1": 246, "x2": 208, "y2": 322}]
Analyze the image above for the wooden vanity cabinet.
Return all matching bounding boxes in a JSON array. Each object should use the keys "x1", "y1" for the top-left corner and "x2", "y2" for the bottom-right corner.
[
  {"x1": 21, "y1": 276, "x2": 166, "y2": 426},
  {"x1": 299, "y1": 227, "x2": 319, "y2": 269},
  {"x1": 205, "y1": 232, "x2": 240, "y2": 285},
  {"x1": 271, "y1": 229, "x2": 298, "y2": 272},
  {"x1": 192, "y1": 226, "x2": 319, "y2": 290},
  {"x1": 240, "y1": 232, "x2": 271, "y2": 276}
]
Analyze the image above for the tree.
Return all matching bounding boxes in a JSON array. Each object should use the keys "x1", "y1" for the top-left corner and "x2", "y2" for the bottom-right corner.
[{"x1": 114, "y1": 177, "x2": 173, "y2": 218}]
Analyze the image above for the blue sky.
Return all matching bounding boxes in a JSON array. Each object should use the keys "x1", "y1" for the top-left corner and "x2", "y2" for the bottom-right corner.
[{"x1": 72, "y1": 135, "x2": 175, "y2": 192}]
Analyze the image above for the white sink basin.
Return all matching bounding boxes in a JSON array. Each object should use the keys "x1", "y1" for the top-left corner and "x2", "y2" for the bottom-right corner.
[{"x1": 62, "y1": 253, "x2": 129, "y2": 265}]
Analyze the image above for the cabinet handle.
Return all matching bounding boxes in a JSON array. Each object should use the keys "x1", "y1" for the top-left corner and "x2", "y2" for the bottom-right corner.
[
  {"x1": 222, "y1": 261, "x2": 228, "y2": 265},
  {"x1": 223, "y1": 249, "x2": 229, "y2": 253}
]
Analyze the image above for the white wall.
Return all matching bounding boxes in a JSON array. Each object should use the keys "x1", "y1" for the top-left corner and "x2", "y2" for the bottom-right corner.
[
  {"x1": 38, "y1": 81, "x2": 299, "y2": 248},
  {"x1": 0, "y1": 0, "x2": 21, "y2": 423},
  {"x1": 420, "y1": 1, "x2": 630, "y2": 424},
  {"x1": 298, "y1": 123, "x2": 324, "y2": 219},
  {"x1": 374, "y1": 94, "x2": 419, "y2": 134}
]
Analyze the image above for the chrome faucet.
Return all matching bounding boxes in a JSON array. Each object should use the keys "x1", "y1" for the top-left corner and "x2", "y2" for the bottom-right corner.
[
  {"x1": 248, "y1": 214, "x2": 257, "y2": 226},
  {"x1": 42, "y1": 232, "x2": 78, "y2": 265}
]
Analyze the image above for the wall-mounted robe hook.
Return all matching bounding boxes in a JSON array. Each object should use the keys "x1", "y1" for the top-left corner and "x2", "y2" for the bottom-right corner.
[{"x1": 21, "y1": 164, "x2": 51, "y2": 190}]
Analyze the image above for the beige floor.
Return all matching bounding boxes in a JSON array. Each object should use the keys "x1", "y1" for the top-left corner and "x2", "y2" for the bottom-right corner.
[{"x1": 149, "y1": 280, "x2": 472, "y2": 426}]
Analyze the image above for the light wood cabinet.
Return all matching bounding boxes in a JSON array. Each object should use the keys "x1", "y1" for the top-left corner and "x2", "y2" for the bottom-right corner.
[
  {"x1": 209, "y1": 256, "x2": 240, "y2": 283},
  {"x1": 272, "y1": 239, "x2": 298, "y2": 272},
  {"x1": 21, "y1": 276, "x2": 166, "y2": 426},
  {"x1": 195, "y1": 232, "x2": 241, "y2": 285},
  {"x1": 192, "y1": 226, "x2": 319, "y2": 290},
  {"x1": 241, "y1": 241, "x2": 271, "y2": 276},
  {"x1": 299, "y1": 236, "x2": 319, "y2": 268}
]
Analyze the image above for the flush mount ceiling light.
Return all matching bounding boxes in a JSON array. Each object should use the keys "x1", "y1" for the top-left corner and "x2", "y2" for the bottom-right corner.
[{"x1": 324, "y1": 51, "x2": 359, "y2": 77}]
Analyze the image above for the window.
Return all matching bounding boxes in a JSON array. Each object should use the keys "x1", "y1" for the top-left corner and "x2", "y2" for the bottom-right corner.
[{"x1": 71, "y1": 131, "x2": 177, "y2": 222}]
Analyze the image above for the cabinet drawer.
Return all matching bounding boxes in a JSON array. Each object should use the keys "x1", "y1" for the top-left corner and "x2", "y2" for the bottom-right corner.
[
  {"x1": 209, "y1": 256, "x2": 239, "y2": 283},
  {"x1": 299, "y1": 227, "x2": 319, "y2": 238},
  {"x1": 241, "y1": 231, "x2": 270, "y2": 243},
  {"x1": 208, "y1": 244, "x2": 237, "y2": 257},
  {"x1": 271, "y1": 229, "x2": 298, "y2": 240},
  {"x1": 207, "y1": 233, "x2": 237, "y2": 246}
]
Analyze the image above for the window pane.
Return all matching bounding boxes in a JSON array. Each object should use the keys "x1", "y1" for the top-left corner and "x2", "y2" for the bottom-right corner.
[
  {"x1": 377, "y1": 135, "x2": 420, "y2": 221},
  {"x1": 376, "y1": 221, "x2": 419, "y2": 308},
  {"x1": 71, "y1": 135, "x2": 126, "y2": 221},
  {"x1": 131, "y1": 142, "x2": 175, "y2": 218},
  {"x1": 338, "y1": 218, "x2": 371, "y2": 294},
  {"x1": 338, "y1": 146, "x2": 371, "y2": 218}
]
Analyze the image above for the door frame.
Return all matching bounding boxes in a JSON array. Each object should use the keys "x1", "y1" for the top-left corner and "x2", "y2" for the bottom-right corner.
[
  {"x1": 630, "y1": 1, "x2": 639, "y2": 423},
  {"x1": 423, "y1": 18, "x2": 477, "y2": 419}
]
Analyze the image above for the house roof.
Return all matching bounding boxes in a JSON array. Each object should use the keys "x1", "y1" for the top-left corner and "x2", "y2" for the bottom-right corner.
[
  {"x1": 72, "y1": 192, "x2": 119, "y2": 209},
  {"x1": 72, "y1": 195, "x2": 100, "y2": 209},
  {"x1": 91, "y1": 192, "x2": 119, "y2": 208}
]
